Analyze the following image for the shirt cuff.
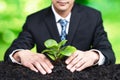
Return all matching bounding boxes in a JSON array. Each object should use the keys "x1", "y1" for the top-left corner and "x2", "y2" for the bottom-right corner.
[
  {"x1": 9, "y1": 49, "x2": 24, "y2": 65},
  {"x1": 90, "y1": 49, "x2": 105, "y2": 65}
]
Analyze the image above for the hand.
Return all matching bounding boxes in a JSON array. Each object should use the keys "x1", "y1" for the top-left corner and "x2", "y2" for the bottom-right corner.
[
  {"x1": 13, "y1": 50, "x2": 54, "y2": 75},
  {"x1": 65, "y1": 50, "x2": 99, "y2": 72}
]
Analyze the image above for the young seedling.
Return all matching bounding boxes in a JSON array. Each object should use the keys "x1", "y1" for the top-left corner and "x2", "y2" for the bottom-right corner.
[{"x1": 42, "y1": 39, "x2": 76, "y2": 61}]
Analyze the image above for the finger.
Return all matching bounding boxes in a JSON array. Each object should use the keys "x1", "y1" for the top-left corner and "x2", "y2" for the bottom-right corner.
[
  {"x1": 24, "y1": 62, "x2": 39, "y2": 73},
  {"x1": 44, "y1": 58, "x2": 54, "y2": 69},
  {"x1": 69, "y1": 66, "x2": 76, "y2": 72},
  {"x1": 38, "y1": 54, "x2": 53, "y2": 73},
  {"x1": 40, "y1": 59, "x2": 52, "y2": 74},
  {"x1": 76, "y1": 62, "x2": 90, "y2": 71},
  {"x1": 66, "y1": 55, "x2": 82, "y2": 70},
  {"x1": 33, "y1": 62, "x2": 47, "y2": 75},
  {"x1": 74, "y1": 58, "x2": 85, "y2": 69},
  {"x1": 28, "y1": 63, "x2": 39, "y2": 72},
  {"x1": 65, "y1": 51, "x2": 78, "y2": 64},
  {"x1": 68, "y1": 58, "x2": 84, "y2": 72}
]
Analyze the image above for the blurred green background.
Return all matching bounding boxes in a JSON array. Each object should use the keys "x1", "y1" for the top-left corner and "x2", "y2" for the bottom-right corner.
[{"x1": 0, "y1": 0, "x2": 120, "y2": 63}]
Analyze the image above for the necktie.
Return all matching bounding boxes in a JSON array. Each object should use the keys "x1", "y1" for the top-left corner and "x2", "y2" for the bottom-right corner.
[{"x1": 59, "y1": 19, "x2": 68, "y2": 40}]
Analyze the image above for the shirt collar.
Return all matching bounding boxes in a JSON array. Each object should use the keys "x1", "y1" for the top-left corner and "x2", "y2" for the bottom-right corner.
[{"x1": 51, "y1": 5, "x2": 71, "y2": 23}]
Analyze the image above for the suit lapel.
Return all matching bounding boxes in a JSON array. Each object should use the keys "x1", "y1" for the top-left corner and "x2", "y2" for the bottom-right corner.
[
  {"x1": 44, "y1": 8, "x2": 61, "y2": 42},
  {"x1": 67, "y1": 4, "x2": 84, "y2": 45}
]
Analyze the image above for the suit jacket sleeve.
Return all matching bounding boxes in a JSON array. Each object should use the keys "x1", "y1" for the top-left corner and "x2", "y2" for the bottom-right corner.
[{"x1": 92, "y1": 12, "x2": 115, "y2": 65}]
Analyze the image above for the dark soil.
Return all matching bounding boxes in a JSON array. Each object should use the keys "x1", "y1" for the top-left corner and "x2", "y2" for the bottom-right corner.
[{"x1": 0, "y1": 61, "x2": 120, "y2": 80}]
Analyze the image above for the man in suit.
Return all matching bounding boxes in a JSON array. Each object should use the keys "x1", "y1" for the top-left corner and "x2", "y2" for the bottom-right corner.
[{"x1": 4, "y1": 0, "x2": 115, "y2": 75}]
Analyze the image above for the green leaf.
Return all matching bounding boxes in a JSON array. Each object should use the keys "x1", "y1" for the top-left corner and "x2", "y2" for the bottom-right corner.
[
  {"x1": 47, "y1": 54, "x2": 56, "y2": 61},
  {"x1": 44, "y1": 39, "x2": 58, "y2": 48},
  {"x1": 42, "y1": 39, "x2": 76, "y2": 61},
  {"x1": 42, "y1": 48, "x2": 57, "y2": 55},
  {"x1": 58, "y1": 40, "x2": 67, "y2": 48},
  {"x1": 41, "y1": 49, "x2": 53, "y2": 54},
  {"x1": 60, "y1": 46, "x2": 76, "y2": 56}
]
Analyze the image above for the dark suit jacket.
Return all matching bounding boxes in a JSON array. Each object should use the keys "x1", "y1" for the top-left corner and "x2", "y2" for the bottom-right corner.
[{"x1": 4, "y1": 3, "x2": 116, "y2": 64}]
